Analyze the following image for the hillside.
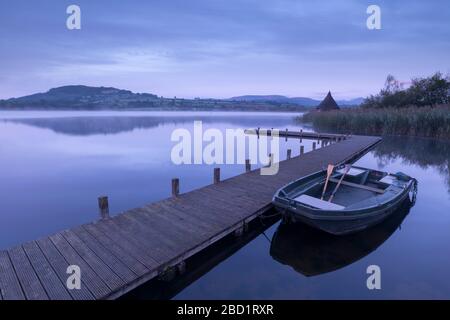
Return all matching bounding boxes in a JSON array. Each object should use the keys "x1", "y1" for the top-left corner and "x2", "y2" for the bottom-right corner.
[{"x1": 0, "y1": 85, "x2": 362, "y2": 111}]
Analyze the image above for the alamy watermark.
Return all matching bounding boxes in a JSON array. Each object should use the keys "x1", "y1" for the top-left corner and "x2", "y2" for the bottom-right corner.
[
  {"x1": 171, "y1": 122, "x2": 280, "y2": 175},
  {"x1": 367, "y1": 5, "x2": 381, "y2": 30},
  {"x1": 66, "y1": 5, "x2": 81, "y2": 30},
  {"x1": 366, "y1": 264, "x2": 381, "y2": 290},
  {"x1": 66, "y1": 265, "x2": 81, "y2": 290}
]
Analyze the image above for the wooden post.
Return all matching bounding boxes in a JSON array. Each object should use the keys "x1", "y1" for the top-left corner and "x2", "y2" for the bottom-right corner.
[
  {"x1": 245, "y1": 159, "x2": 251, "y2": 172},
  {"x1": 172, "y1": 178, "x2": 179, "y2": 197},
  {"x1": 285, "y1": 128, "x2": 288, "y2": 141},
  {"x1": 299, "y1": 129, "x2": 303, "y2": 143},
  {"x1": 287, "y1": 149, "x2": 292, "y2": 159},
  {"x1": 313, "y1": 142, "x2": 316, "y2": 150},
  {"x1": 214, "y1": 167, "x2": 220, "y2": 184},
  {"x1": 98, "y1": 196, "x2": 109, "y2": 219},
  {"x1": 300, "y1": 145, "x2": 304, "y2": 155}
]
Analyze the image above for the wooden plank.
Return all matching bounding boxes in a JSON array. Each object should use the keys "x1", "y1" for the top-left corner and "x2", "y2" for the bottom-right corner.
[
  {"x1": 148, "y1": 201, "x2": 225, "y2": 236},
  {"x1": 110, "y1": 214, "x2": 174, "y2": 263},
  {"x1": 8, "y1": 245, "x2": 49, "y2": 300},
  {"x1": 0, "y1": 250, "x2": 25, "y2": 300},
  {"x1": 210, "y1": 179, "x2": 274, "y2": 200},
  {"x1": 22, "y1": 241, "x2": 72, "y2": 300},
  {"x1": 49, "y1": 233, "x2": 111, "y2": 299},
  {"x1": 81, "y1": 224, "x2": 149, "y2": 277},
  {"x1": 126, "y1": 208, "x2": 189, "y2": 251},
  {"x1": 36, "y1": 237, "x2": 94, "y2": 300},
  {"x1": 125, "y1": 209, "x2": 201, "y2": 251},
  {"x1": 145, "y1": 202, "x2": 219, "y2": 236},
  {"x1": 130, "y1": 206, "x2": 209, "y2": 243},
  {"x1": 93, "y1": 219, "x2": 160, "y2": 269},
  {"x1": 195, "y1": 187, "x2": 267, "y2": 212},
  {"x1": 179, "y1": 190, "x2": 254, "y2": 220},
  {"x1": 71, "y1": 226, "x2": 137, "y2": 283},
  {"x1": 160, "y1": 197, "x2": 233, "y2": 228},
  {"x1": 61, "y1": 230, "x2": 125, "y2": 291}
]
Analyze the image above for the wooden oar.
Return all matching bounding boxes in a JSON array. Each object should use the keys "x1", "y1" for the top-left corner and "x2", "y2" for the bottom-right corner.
[
  {"x1": 328, "y1": 164, "x2": 351, "y2": 202},
  {"x1": 320, "y1": 164, "x2": 335, "y2": 200}
]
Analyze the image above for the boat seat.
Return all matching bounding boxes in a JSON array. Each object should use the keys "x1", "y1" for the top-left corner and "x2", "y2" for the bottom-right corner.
[
  {"x1": 329, "y1": 178, "x2": 385, "y2": 194},
  {"x1": 293, "y1": 194, "x2": 345, "y2": 210},
  {"x1": 337, "y1": 167, "x2": 366, "y2": 177}
]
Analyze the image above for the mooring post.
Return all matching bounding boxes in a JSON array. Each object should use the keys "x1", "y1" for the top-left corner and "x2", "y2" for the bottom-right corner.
[
  {"x1": 300, "y1": 145, "x2": 304, "y2": 155},
  {"x1": 299, "y1": 129, "x2": 303, "y2": 143},
  {"x1": 285, "y1": 128, "x2": 288, "y2": 141},
  {"x1": 257, "y1": 127, "x2": 260, "y2": 139},
  {"x1": 287, "y1": 149, "x2": 292, "y2": 159},
  {"x1": 98, "y1": 196, "x2": 109, "y2": 219},
  {"x1": 313, "y1": 142, "x2": 316, "y2": 150},
  {"x1": 214, "y1": 167, "x2": 220, "y2": 184},
  {"x1": 171, "y1": 178, "x2": 179, "y2": 197},
  {"x1": 245, "y1": 159, "x2": 251, "y2": 172}
]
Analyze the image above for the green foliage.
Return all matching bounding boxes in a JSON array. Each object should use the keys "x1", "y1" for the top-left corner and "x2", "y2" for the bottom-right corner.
[
  {"x1": 361, "y1": 72, "x2": 450, "y2": 108},
  {"x1": 300, "y1": 105, "x2": 450, "y2": 139}
]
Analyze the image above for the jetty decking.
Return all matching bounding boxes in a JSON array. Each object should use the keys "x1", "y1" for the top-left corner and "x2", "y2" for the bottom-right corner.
[{"x1": 0, "y1": 134, "x2": 381, "y2": 300}]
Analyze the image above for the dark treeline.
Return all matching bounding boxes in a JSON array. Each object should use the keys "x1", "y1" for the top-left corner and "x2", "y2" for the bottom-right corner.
[{"x1": 362, "y1": 72, "x2": 449, "y2": 108}]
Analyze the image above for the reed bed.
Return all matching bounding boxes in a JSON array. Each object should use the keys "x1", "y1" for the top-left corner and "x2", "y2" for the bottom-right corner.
[{"x1": 299, "y1": 105, "x2": 450, "y2": 139}]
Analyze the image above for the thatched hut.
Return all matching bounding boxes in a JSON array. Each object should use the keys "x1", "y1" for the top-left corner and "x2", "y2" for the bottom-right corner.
[{"x1": 317, "y1": 91, "x2": 340, "y2": 111}]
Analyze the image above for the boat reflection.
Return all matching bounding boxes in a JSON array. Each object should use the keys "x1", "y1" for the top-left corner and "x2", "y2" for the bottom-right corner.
[{"x1": 270, "y1": 198, "x2": 414, "y2": 277}]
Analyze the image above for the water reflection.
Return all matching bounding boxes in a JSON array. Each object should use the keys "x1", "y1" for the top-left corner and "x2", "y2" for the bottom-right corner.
[
  {"x1": 270, "y1": 198, "x2": 414, "y2": 277},
  {"x1": 1, "y1": 113, "x2": 301, "y2": 136},
  {"x1": 372, "y1": 136, "x2": 450, "y2": 192}
]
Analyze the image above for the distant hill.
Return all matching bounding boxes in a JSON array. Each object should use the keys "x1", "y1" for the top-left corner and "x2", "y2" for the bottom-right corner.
[
  {"x1": 230, "y1": 95, "x2": 364, "y2": 107},
  {"x1": 0, "y1": 85, "x2": 308, "y2": 111},
  {"x1": 0, "y1": 85, "x2": 362, "y2": 110},
  {"x1": 0, "y1": 85, "x2": 159, "y2": 109}
]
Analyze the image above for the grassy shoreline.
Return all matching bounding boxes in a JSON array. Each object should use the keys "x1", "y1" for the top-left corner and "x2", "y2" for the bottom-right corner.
[{"x1": 298, "y1": 105, "x2": 450, "y2": 139}]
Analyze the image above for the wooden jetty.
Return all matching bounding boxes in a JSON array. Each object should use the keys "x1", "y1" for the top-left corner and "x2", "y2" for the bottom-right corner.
[
  {"x1": 0, "y1": 133, "x2": 381, "y2": 300},
  {"x1": 246, "y1": 128, "x2": 350, "y2": 141}
]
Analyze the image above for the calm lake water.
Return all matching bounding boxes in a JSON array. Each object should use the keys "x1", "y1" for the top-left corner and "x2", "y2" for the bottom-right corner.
[{"x1": 1, "y1": 111, "x2": 449, "y2": 299}]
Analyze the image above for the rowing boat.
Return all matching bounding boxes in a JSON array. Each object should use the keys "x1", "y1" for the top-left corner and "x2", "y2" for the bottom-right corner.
[{"x1": 272, "y1": 165, "x2": 417, "y2": 235}]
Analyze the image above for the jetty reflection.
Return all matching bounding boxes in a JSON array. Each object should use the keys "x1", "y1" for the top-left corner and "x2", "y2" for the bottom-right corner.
[{"x1": 270, "y1": 198, "x2": 414, "y2": 277}]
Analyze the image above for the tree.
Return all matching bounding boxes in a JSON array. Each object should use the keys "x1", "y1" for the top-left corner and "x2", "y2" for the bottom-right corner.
[{"x1": 362, "y1": 72, "x2": 450, "y2": 108}]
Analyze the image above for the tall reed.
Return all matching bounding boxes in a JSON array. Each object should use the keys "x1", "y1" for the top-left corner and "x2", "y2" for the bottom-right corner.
[{"x1": 299, "y1": 105, "x2": 450, "y2": 139}]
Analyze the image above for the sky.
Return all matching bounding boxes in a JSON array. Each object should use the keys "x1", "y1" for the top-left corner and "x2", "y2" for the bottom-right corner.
[{"x1": 0, "y1": 0, "x2": 449, "y2": 100}]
